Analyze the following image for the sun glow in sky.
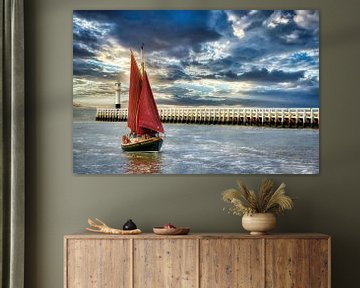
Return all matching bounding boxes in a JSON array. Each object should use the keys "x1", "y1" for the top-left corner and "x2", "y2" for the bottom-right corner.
[{"x1": 73, "y1": 10, "x2": 319, "y2": 108}]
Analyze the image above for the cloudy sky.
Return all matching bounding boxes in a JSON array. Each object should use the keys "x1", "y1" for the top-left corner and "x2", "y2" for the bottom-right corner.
[{"x1": 73, "y1": 10, "x2": 319, "y2": 108}]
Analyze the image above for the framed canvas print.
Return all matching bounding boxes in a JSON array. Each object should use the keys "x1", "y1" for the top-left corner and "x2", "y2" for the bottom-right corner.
[{"x1": 73, "y1": 10, "x2": 319, "y2": 174}]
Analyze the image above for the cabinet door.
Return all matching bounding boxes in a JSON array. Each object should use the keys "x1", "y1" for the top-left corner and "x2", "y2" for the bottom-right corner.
[
  {"x1": 266, "y1": 239, "x2": 309, "y2": 288},
  {"x1": 66, "y1": 239, "x2": 131, "y2": 288},
  {"x1": 309, "y1": 239, "x2": 330, "y2": 288},
  {"x1": 134, "y1": 239, "x2": 198, "y2": 288},
  {"x1": 200, "y1": 239, "x2": 264, "y2": 288}
]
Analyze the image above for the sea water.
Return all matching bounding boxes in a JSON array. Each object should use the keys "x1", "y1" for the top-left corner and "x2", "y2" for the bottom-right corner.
[{"x1": 73, "y1": 108, "x2": 319, "y2": 174}]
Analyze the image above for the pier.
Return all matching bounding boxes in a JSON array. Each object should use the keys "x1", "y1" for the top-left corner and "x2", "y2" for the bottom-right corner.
[{"x1": 95, "y1": 107, "x2": 319, "y2": 128}]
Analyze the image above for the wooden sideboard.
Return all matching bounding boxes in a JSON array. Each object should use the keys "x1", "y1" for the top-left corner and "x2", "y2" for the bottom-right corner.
[{"x1": 64, "y1": 233, "x2": 330, "y2": 288}]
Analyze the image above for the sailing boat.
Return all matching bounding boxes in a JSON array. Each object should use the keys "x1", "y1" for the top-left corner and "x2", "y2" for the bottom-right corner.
[{"x1": 121, "y1": 48, "x2": 164, "y2": 152}]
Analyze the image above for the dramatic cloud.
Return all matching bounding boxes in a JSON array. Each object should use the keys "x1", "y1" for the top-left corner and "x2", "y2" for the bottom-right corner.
[
  {"x1": 294, "y1": 10, "x2": 319, "y2": 31},
  {"x1": 73, "y1": 10, "x2": 319, "y2": 108},
  {"x1": 73, "y1": 43, "x2": 96, "y2": 58},
  {"x1": 237, "y1": 68, "x2": 305, "y2": 83}
]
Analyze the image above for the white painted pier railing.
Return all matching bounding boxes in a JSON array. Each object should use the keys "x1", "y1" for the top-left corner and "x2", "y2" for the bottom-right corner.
[{"x1": 96, "y1": 107, "x2": 319, "y2": 128}]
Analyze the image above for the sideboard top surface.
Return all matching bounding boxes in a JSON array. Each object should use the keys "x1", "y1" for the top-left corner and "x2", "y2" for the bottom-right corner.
[{"x1": 64, "y1": 232, "x2": 330, "y2": 240}]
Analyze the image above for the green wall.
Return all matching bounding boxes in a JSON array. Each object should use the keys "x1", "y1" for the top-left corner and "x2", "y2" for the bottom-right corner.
[{"x1": 25, "y1": 0, "x2": 360, "y2": 287}]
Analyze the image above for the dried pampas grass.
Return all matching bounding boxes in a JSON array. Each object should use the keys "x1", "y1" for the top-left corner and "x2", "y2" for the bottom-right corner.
[{"x1": 222, "y1": 179, "x2": 294, "y2": 216}]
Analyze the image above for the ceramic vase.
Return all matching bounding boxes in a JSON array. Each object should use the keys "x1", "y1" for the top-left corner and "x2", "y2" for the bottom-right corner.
[{"x1": 242, "y1": 213, "x2": 276, "y2": 235}]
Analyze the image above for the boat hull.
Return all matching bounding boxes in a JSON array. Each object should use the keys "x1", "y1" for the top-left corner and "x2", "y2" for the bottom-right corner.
[{"x1": 121, "y1": 137, "x2": 163, "y2": 152}]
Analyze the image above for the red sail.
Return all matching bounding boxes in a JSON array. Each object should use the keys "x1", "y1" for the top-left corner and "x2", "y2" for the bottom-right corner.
[
  {"x1": 137, "y1": 70, "x2": 164, "y2": 134},
  {"x1": 127, "y1": 52, "x2": 142, "y2": 133}
]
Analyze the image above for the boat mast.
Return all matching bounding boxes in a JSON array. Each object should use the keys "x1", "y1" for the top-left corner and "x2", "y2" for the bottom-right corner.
[{"x1": 140, "y1": 43, "x2": 145, "y2": 74}]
